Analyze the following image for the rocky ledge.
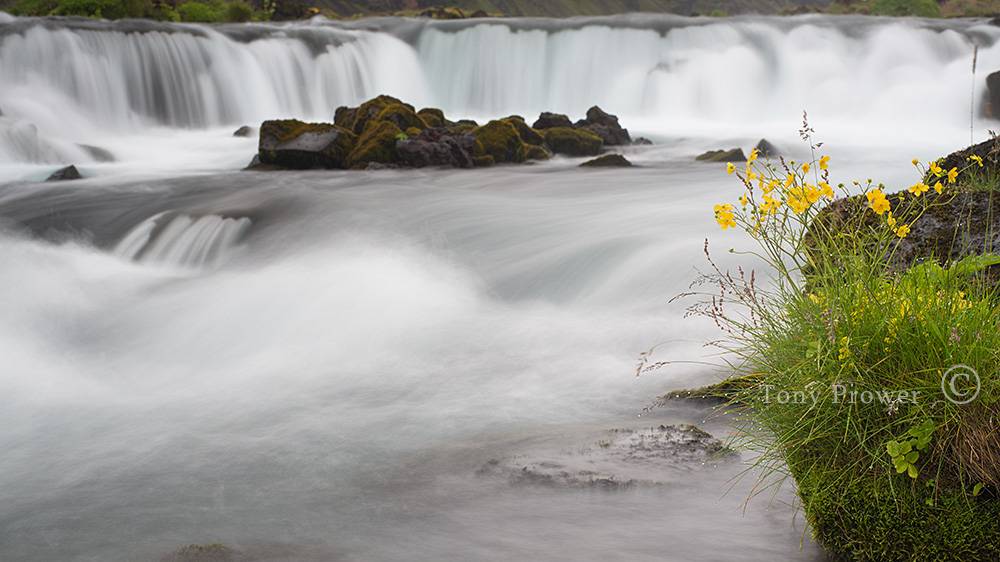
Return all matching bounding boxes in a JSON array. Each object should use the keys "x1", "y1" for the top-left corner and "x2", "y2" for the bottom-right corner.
[{"x1": 250, "y1": 95, "x2": 643, "y2": 171}]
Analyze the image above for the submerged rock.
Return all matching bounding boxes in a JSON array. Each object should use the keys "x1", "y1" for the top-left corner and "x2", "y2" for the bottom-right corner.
[
  {"x1": 258, "y1": 119, "x2": 356, "y2": 169},
  {"x1": 161, "y1": 543, "x2": 238, "y2": 562},
  {"x1": 542, "y1": 127, "x2": 603, "y2": 156},
  {"x1": 580, "y1": 153, "x2": 632, "y2": 167},
  {"x1": 632, "y1": 137, "x2": 653, "y2": 145},
  {"x1": 46, "y1": 165, "x2": 82, "y2": 181},
  {"x1": 696, "y1": 148, "x2": 746, "y2": 162},
  {"x1": 477, "y1": 424, "x2": 737, "y2": 489},
  {"x1": 78, "y1": 144, "x2": 115, "y2": 162},
  {"x1": 232, "y1": 125, "x2": 254, "y2": 137}
]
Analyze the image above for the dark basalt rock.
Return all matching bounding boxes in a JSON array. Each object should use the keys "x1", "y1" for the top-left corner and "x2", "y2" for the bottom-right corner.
[
  {"x1": 632, "y1": 137, "x2": 653, "y2": 145},
  {"x1": 397, "y1": 127, "x2": 476, "y2": 168},
  {"x1": 931, "y1": 136, "x2": 1000, "y2": 184},
  {"x1": 696, "y1": 148, "x2": 746, "y2": 162},
  {"x1": 987, "y1": 71, "x2": 1000, "y2": 119},
  {"x1": 578, "y1": 105, "x2": 631, "y2": 145},
  {"x1": 580, "y1": 153, "x2": 632, "y2": 167},
  {"x1": 258, "y1": 119, "x2": 356, "y2": 169},
  {"x1": 78, "y1": 144, "x2": 115, "y2": 162},
  {"x1": 532, "y1": 111, "x2": 573, "y2": 130},
  {"x1": 232, "y1": 125, "x2": 254, "y2": 137},
  {"x1": 542, "y1": 127, "x2": 603, "y2": 156},
  {"x1": 473, "y1": 120, "x2": 527, "y2": 164},
  {"x1": 477, "y1": 424, "x2": 737, "y2": 489},
  {"x1": 46, "y1": 165, "x2": 82, "y2": 181},
  {"x1": 417, "y1": 107, "x2": 447, "y2": 128}
]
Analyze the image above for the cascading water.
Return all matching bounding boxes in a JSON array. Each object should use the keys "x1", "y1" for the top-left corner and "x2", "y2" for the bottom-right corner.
[{"x1": 0, "y1": 11, "x2": 996, "y2": 562}]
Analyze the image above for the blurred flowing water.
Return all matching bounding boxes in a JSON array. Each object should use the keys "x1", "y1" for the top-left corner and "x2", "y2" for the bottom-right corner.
[{"x1": 0, "y1": 11, "x2": 994, "y2": 561}]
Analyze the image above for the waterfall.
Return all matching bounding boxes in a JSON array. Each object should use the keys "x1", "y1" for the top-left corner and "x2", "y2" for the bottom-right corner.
[
  {"x1": 114, "y1": 211, "x2": 252, "y2": 268},
  {"x1": 0, "y1": 14, "x2": 999, "y2": 167}
]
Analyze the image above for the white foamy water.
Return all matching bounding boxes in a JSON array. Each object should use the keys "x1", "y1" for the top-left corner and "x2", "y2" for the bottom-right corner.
[{"x1": 0, "y1": 11, "x2": 992, "y2": 562}]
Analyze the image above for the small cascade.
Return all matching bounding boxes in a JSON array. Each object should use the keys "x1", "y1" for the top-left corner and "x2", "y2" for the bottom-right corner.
[{"x1": 114, "y1": 212, "x2": 251, "y2": 268}]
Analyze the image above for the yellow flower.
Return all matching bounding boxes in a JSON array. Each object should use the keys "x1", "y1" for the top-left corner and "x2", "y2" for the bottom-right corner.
[
  {"x1": 802, "y1": 162, "x2": 811, "y2": 173},
  {"x1": 748, "y1": 148, "x2": 759, "y2": 163},
  {"x1": 727, "y1": 162, "x2": 736, "y2": 175},
  {"x1": 911, "y1": 158, "x2": 919, "y2": 166},
  {"x1": 947, "y1": 167, "x2": 958, "y2": 184},
  {"x1": 761, "y1": 193, "x2": 782, "y2": 215},
  {"x1": 908, "y1": 182, "x2": 929, "y2": 197},
  {"x1": 739, "y1": 193, "x2": 749, "y2": 207},
  {"x1": 969, "y1": 154, "x2": 984, "y2": 168},
  {"x1": 784, "y1": 173, "x2": 795, "y2": 188},
  {"x1": 895, "y1": 224, "x2": 910, "y2": 238},
  {"x1": 714, "y1": 203, "x2": 737, "y2": 230},
  {"x1": 933, "y1": 181, "x2": 943, "y2": 194},
  {"x1": 887, "y1": 212, "x2": 896, "y2": 228},
  {"x1": 787, "y1": 194, "x2": 809, "y2": 215},
  {"x1": 764, "y1": 180, "x2": 777, "y2": 194},
  {"x1": 714, "y1": 203, "x2": 734, "y2": 214},
  {"x1": 929, "y1": 162, "x2": 944, "y2": 177},
  {"x1": 804, "y1": 184, "x2": 821, "y2": 204},
  {"x1": 819, "y1": 181, "x2": 834, "y2": 199},
  {"x1": 746, "y1": 169, "x2": 758, "y2": 181},
  {"x1": 866, "y1": 188, "x2": 885, "y2": 204},
  {"x1": 871, "y1": 196, "x2": 890, "y2": 216},
  {"x1": 819, "y1": 155, "x2": 830, "y2": 170}
]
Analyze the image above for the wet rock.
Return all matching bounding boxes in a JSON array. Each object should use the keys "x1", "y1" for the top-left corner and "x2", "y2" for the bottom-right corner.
[
  {"x1": 524, "y1": 144, "x2": 552, "y2": 161},
  {"x1": 932, "y1": 136, "x2": 1000, "y2": 183},
  {"x1": 346, "y1": 120, "x2": 402, "y2": 169},
  {"x1": 542, "y1": 127, "x2": 603, "y2": 156},
  {"x1": 696, "y1": 148, "x2": 746, "y2": 162},
  {"x1": 78, "y1": 143, "x2": 115, "y2": 162},
  {"x1": 503, "y1": 115, "x2": 545, "y2": 146},
  {"x1": 343, "y1": 95, "x2": 412, "y2": 135},
  {"x1": 580, "y1": 153, "x2": 631, "y2": 167},
  {"x1": 754, "y1": 138, "x2": 780, "y2": 158},
  {"x1": 633, "y1": 137, "x2": 653, "y2": 145},
  {"x1": 417, "y1": 107, "x2": 447, "y2": 128},
  {"x1": 578, "y1": 105, "x2": 631, "y2": 145},
  {"x1": 477, "y1": 424, "x2": 737, "y2": 489},
  {"x1": 232, "y1": 125, "x2": 254, "y2": 137},
  {"x1": 473, "y1": 120, "x2": 527, "y2": 164},
  {"x1": 532, "y1": 111, "x2": 573, "y2": 130},
  {"x1": 46, "y1": 165, "x2": 82, "y2": 181},
  {"x1": 374, "y1": 103, "x2": 428, "y2": 132},
  {"x1": 161, "y1": 543, "x2": 238, "y2": 562},
  {"x1": 258, "y1": 119, "x2": 356, "y2": 169},
  {"x1": 988, "y1": 71, "x2": 1000, "y2": 120},
  {"x1": 396, "y1": 127, "x2": 476, "y2": 168}
]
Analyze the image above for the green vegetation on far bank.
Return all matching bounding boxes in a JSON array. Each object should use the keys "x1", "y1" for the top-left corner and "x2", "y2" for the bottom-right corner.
[{"x1": 7, "y1": 0, "x2": 262, "y2": 22}]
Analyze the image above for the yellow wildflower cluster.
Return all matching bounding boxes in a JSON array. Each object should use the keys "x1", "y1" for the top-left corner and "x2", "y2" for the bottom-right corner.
[{"x1": 714, "y1": 203, "x2": 736, "y2": 230}]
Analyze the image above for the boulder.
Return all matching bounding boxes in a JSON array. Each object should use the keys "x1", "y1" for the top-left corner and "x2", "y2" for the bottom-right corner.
[
  {"x1": 346, "y1": 120, "x2": 402, "y2": 169},
  {"x1": 473, "y1": 120, "x2": 527, "y2": 164},
  {"x1": 258, "y1": 119, "x2": 356, "y2": 169},
  {"x1": 344, "y1": 95, "x2": 413, "y2": 135},
  {"x1": 987, "y1": 71, "x2": 1000, "y2": 120},
  {"x1": 578, "y1": 105, "x2": 631, "y2": 145},
  {"x1": 753, "y1": 138, "x2": 780, "y2": 158},
  {"x1": 696, "y1": 148, "x2": 746, "y2": 162},
  {"x1": 417, "y1": 107, "x2": 447, "y2": 128},
  {"x1": 542, "y1": 127, "x2": 603, "y2": 156},
  {"x1": 524, "y1": 144, "x2": 552, "y2": 161},
  {"x1": 232, "y1": 125, "x2": 254, "y2": 137},
  {"x1": 580, "y1": 153, "x2": 632, "y2": 167},
  {"x1": 503, "y1": 116, "x2": 545, "y2": 146},
  {"x1": 333, "y1": 105, "x2": 357, "y2": 129},
  {"x1": 78, "y1": 144, "x2": 115, "y2": 162},
  {"x1": 532, "y1": 111, "x2": 573, "y2": 130},
  {"x1": 374, "y1": 103, "x2": 428, "y2": 132},
  {"x1": 46, "y1": 165, "x2": 82, "y2": 181},
  {"x1": 632, "y1": 137, "x2": 653, "y2": 145},
  {"x1": 396, "y1": 128, "x2": 476, "y2": 168},
  {"x1": 931, "y1": 136, "x2": 1000, "y2": 184}
]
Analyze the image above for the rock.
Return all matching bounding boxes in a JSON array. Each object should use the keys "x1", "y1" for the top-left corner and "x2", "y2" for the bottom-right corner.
[
  {"x1": 470, "y1": 9, "x2": 488, "y2": 17},
  {"x1": 346, "y1": 120, "x2": 402, "y2": 169},
  {"x1": 417, "y1": 107, "x2": 447, "y2": 128},
  {"x1": 46, "y1": 165, "x2": 82, "y2": 181},
  {"x1": 472, "y1": 154, "x2": 495, "y2": 167},
  {"x1": 932, "y1": 136, "x2": 1000, "y2": 183},
  {"x1": 419, "y1": 6, "x2": 466, "y2": 18},
  {"x1": 988, "y1": 71, "x2": 1000, "y2": 119},
  {"x1": 532, "y1": 112, "x2": 573, "y2": 130},
  {"x1": 232, "y1": 125, "x2": 254, "y2": 137},
  {"x1": 258, "y1": 119, "x2": 356, "y2": 169},
  {"x1": 580, "y1": 153, "x2": 631, "y2": 167},
  {"x1": 524, "y1": 144, "x2": 552, "y2": 161},
  {"x1": 578, "y1": 105, "x2": 631, "y2": 145},
  {"x1": 333, "y1": 105, "x2": 357, "y2": 129},
  {"x1": 503, "y1": 116, "x2": 545, "y2": 146},
  {"x1": 473, "y1": 120, "x2": 527, "y2": 164},
  {"x1": 396, "y1": 127, "x2": 476, "y2": 168},
  {"x1": 632, "y1": 137, "x2": 653, "y2": 145},
  {"x1": 161, "y1": 544, "x2": 238, "y2": 562},
  {"x1": 77, "y1": 144, "x2": 115, "y2": 162},
  {"x1": 753, "y1": 138, "x2": 780, "y2": 158},
  {"x1": 542, "y1": 127, "x2": 603, "y2": 156},
  {"x1": 345, "y1": 94, "x2": 413, "y2": 135},
  {"x1": 696, "y1": 148, "x2": 746, "y2": 162},
  {"x1": 374, "y1": 103, "x2": 428, "y2": 132},
  {"x1": 477, "y1": 424, "x2": 737, "y2": 489}
]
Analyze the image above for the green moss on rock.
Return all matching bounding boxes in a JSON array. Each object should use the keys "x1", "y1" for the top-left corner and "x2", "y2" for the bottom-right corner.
[
  {"x1": 347, "y1": 94, "x2": 413, "y2": 135},
  {"x1": 417, "y1": 107, "x2": 447, "y2": 128},
  {"x1": 472, "y1": 154, "x2": 495, "y2": 167},
  {"x1": 347, "y1": 120, "x2": 402, "y2": 169},
  {"x1": 503, "y1": 116, "x2": 545, "y2": 146},
  {"x1": 525, "y1": 144, "x2": 551, "y2": 161},
  {"x1": 473, "y1": 120, "x2": 526, "y2": 164},
  {"x1": 375, "y1": 103, "x2": 428, "y2": 132},
  {"x1": 542, "y1": 127, "x2": 603, "y2": 156},
  {"x1": 258, "y1": 119, "x2": 356, "y2": 169}
]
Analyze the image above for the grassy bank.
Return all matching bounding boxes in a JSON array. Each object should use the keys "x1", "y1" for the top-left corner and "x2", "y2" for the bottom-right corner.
[{"x1": 697, "y1": 132, "x2": 1000, "y2": 561}]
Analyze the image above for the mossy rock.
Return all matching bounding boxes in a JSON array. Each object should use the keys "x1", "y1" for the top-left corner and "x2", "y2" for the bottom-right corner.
[
  {"x1": 503, "y1": 116, "x2": 545, "y2": 146},
  {"x1": 404, "y1": 127, "x2": 422, "y2": 138},
  {"x1": 348, "y1": 95, "x2": 413, "y2": 135},
  {"x1": 473, "y1": 120, "x2": 526, "y2": 164},
  {"x1": 375, "y1": 103, "x2": 428, "y2": 133},
  {"x1": 417, "y1": 107, "x2": 447, "y2": 128},
  {"x1": 258, "y1": 119, "x2": 356, "y2": 169},
  {"x1": 472, "y1": 154, "x2": 495, "y2": 167},
  {"x1": 542, "y1": 127, "x2": 603, "y2": 156},
  {"x1": 334, "y1": 105, "x2": 356, "y2": 129},
  {"x1": 696, "y1": 148, "x2": 746, "y2": 162},
  {"x1": 580, "y1": 153, "x2": 631, "y2": 167},
  {"x1": 525, "y1": 144, "x2": 551, "y2": 160},
  {"x1": 347, "y1": 120, "x2": 402, "y2": 169},
  {"x1": 794, "y1": 463, "x2": 1000, "y2": 561}
]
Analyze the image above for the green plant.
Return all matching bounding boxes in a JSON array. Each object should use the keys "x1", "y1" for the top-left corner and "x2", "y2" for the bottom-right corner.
[
  {"x1": 870, "y1": 0, "x2": 941, "y2": 17},
  {"x1": 224, "y1": 0, "x2": 252, "y2": 22},
  {"x1": 177, "y1": 0, "x2": 221, "y2": 22}
]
